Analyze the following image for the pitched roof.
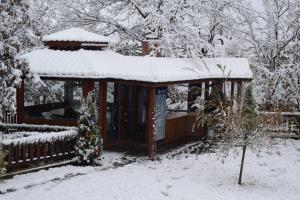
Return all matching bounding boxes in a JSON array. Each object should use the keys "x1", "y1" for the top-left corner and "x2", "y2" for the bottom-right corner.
[
  {"x1": 22, "y1": 49, "x2": 252, "y2": 83},
  {"x1": 42, "y1": 28, "x2": 111, "y2": 43}
]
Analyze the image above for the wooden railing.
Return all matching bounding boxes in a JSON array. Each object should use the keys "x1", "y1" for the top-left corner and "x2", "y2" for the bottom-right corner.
[
  {"x1": 1, "y1": 124, "x2": 78, "y2": 172},
  {"x1": 4, "y1": 137, "x2": 76, "y2": 172},
  {"x1": 260, "y1": 111, "x2": 300, "y2": 134},
  {"x1": 1, "y1": 111, "x2": 17, "y2": 124},
  {"x1": 165, "y1": 112, "x2": 205, "y2": 143}
]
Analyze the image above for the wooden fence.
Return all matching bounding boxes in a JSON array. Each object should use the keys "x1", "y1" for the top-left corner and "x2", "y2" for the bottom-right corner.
[
  {"x1": 1, "y1": 110, "x2": 17, "y2": 124},
  {"x1": 261, "y1": 112, "x2": 300, "y2": 134},
  {"x1": 4, "y1": 137, "x2": 76, "y2": 172}
]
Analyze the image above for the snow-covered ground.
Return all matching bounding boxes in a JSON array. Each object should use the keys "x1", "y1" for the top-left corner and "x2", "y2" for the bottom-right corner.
[{"x1": 1, "y1": 139, "x2": 299, "y2": 200}]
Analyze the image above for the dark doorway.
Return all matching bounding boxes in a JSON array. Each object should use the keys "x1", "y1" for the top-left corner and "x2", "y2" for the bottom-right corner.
[{"x1": 106, "y1": 83, "x2": 147, "y2": 145}]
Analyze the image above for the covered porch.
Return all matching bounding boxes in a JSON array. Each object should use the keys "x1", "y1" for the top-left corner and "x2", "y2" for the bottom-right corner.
[{"x1": 17, "y1": 75, "x2": 249, "y2": 157}]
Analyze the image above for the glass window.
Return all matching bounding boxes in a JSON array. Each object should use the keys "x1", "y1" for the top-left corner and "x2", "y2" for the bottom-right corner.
[
  {"x1": 106, "y1": 82, "x2": 118, "y2": 144},
  {"x1": 24, "y1": 79, "x2": 83, "y2": 120}
]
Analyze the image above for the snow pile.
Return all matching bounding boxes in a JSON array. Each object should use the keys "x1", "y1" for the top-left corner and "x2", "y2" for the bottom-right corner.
[
  {"x1": 1, "y1": 129, "x2": 77, "y2": 146},
  {"x1": 42, "y1": 28, "x2": 111, "y2": 43},
  {"x1": 22, "y1": 49, "x2": 252, "y2": 83}
]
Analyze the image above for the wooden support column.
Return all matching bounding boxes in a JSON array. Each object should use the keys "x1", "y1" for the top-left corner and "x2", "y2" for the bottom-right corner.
[
  {"x1": 187, "y1": 84, "x2": 192, "y2": 112},
  {"x1": 231, "y1": 81, "x2": 235, "y2": 106},
  {"x1": 204, "y1": 81, "x2": 210, "y2": 104},
  {"x1": 16, "y1": 79, "x2": 24, "y2": 124},
  {"x1": 99, "y1": 81, "x2": 107, "y2": 148},
  {"x1": 83, "y1": 80, "x2": 95, "y2": 97},
  {"x1": 237, "y1": 81, "x2": 242, "y2": 110},
  {"x1": 146, "y1": 86, "x2": 156, "y2": 159}
]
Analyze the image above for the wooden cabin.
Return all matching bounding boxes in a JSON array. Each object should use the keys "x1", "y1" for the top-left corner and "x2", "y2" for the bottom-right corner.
[{"x1": 17, "y1": 28, "x2": 253, "y2": 157}]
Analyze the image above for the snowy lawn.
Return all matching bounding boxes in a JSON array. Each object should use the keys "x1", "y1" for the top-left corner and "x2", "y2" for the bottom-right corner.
[{"x1": 0, "y1": 139, "x2": 299, "y2": 200}]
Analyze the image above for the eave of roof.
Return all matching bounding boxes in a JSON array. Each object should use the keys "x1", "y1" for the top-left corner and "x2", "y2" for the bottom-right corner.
[{"x1": 22, "y1": 48, "x2": 253, "y2": 84}]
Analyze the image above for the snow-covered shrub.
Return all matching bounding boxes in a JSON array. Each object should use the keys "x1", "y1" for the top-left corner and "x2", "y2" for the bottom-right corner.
[{"x1": 75, "y1": 91, "x2": 103, "y2": 165}]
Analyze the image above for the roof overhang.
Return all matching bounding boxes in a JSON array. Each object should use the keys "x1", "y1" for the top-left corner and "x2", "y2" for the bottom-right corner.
[{"x1": 22, "y1": 48, "x2": 253, "y2": 84}]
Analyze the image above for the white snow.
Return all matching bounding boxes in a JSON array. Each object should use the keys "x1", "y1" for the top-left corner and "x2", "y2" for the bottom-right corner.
[
  {"x1": 0, "y1": 139, "x2": 299, "y2": 200},
  {"x1": 0, "y1": 123, "x2": 77, "y2": 131},
  {"x1": 42, "y1": 28, "x2": 111, "y2": 43},
  {"x1": 22, "y1": 49, "x2": 252, "y2": 83},
  {"x1": 1, "y1": 129, "x2": 77, "y2": 145}
]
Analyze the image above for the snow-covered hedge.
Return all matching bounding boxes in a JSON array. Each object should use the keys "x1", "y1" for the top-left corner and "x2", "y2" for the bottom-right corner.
[
  {"x1": 0, "y1": 123, "x2": 76, "y2": 133},
  {"x1": 0, "y1": 123, "x2": 78, "y2": 146},
  {"x1": 1, "y1": 129, "x2": 77, "y2": 146}
]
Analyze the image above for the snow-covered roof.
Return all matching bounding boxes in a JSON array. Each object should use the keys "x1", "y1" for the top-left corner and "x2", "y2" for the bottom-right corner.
[
  {"x1": 22, "y1": 49, "x2": 252, "y2": 83},
  {"x1": 42, "y1": 28, "x2": 111, "y2": 43}
]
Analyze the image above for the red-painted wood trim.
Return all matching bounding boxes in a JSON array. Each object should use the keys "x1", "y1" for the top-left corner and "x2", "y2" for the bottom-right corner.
[
  {"x1": 38, "y1": 76, "x2": 252, "y2": 88},
  {"x1": 24, "y1": 118, "x2": 77, "y2": 126},
  {"x1": 17, "y1": 79, "x2": 25, "y2": 124},
  {"x1": 231, "y1": 81, "x2": 235, "y2": 101},
  {"x1": 146, "y1": 87, "x2": 156, "y2": 159},
  {"x1": 204, "y1": 81, "x2": 210, "y2": 102},
  {"x1": 187, "y1": 84, "x2": 192, "y2": 112},
  {"x1": 99, "y1": 81, "x2": 107, "y2": 148},
  {"x1": 237, "y1": 81, "x2": 242, "y2": 110},
  {"x1": 83, "y1": 80, "x2": 95, "y2": 97}
]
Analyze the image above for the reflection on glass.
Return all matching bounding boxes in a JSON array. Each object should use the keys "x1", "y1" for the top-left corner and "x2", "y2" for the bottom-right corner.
[
  {"x1": 106, "y1": 82, "x2": 118, "y2": 144},
  {"x1": 24, "y1": 79, "x2": 83, "y2": 120}
]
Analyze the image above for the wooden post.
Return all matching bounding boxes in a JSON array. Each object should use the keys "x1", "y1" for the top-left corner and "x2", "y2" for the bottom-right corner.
[
  {"x1": 83, "y1": 80, "x2": 95, "y2": 97},
  {"x1": 99, "y1": 81, "x2": 107, "y2": 147},
  {"x1": 237, "y1": 81, "x2": 242, "y2": 105},
  {"x1": 146, "y1": 87, "x2": 156, "y2": 159},
  {"x1": 231, "y1": 81, "x2": 235, "y2": 107},
  {"x1": 187, "y1": 84, "x2": 192, "y2": 112},
  {"x1": 16, "y1": 79, "x2": 24, "y2": 124},
  {"x1": 204, "y1": 81, "x2": 210, "y2": 103}
]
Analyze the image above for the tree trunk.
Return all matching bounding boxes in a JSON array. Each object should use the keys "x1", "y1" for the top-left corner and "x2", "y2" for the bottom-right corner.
[{"x1": 238, "y1": 145, "x2": 247, "y2": 185}]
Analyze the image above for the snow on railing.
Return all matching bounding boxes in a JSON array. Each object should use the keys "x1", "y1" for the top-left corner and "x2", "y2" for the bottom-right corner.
[
  {"x1": 0, "y1": 124, "x2": 78, "y2": 172},
  {"x1": 0, "y1": 123, "x2": 77, "y2": 133},
  {"x1": 1, "y1": 129, "x2": 77, "y2": 146}
]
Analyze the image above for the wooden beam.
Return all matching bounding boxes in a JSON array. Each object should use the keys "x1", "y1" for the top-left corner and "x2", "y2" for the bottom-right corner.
[
  {"x1": 146, "y1": 87, "x2": 156, "y2": 159},
  {"x1": 24, "y1": 118, "x2": 77, "y2": 126},
  {"x1": 16, "y1": 79, "x2": 24, "y2": 124},
  {"x1": 237, "y1": 81, "x2": 242, "y2": 110},
  {"x1": 187, "y1": 84, "x2": 192, "y2": 112},
  {"x1": 38, "y1": 76, "x2": 252, "y2": 88},
  {"x1": 99, "y1": 81, "x2": 107, "y2": 148},
  {"x1": 204, "y1": 81, "x2": 210, "y2": 103},
  {"x1": 83, "y1": 80, "x2": 95, "y2": 97},
  {"x1": 231, "y1": 81, "x2": 235, "y2": 105}
]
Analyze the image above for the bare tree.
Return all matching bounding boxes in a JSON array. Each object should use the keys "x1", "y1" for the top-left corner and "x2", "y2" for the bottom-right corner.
[{"x1": 194, "y1": 83, "x2": 278, "y2": 184}]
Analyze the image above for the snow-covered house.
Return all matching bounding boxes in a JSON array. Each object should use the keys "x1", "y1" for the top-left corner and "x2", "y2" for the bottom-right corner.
[{"x1": 17, "y1": 28, "x2": 252, "y2": 156}]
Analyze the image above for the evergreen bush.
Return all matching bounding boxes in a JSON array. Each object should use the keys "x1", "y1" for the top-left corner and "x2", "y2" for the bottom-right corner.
[{"x1": 75, "y1": 91, "x2": 103, "y2": 165}]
